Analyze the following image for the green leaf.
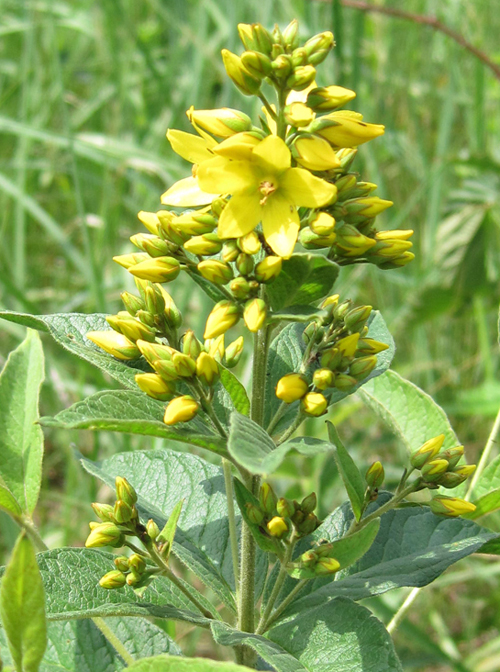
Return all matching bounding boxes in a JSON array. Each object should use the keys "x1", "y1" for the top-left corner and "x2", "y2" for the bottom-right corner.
[
  {"x1": 0, "y1": 330, "x2": 45, "y2": 515},
  {"x1": 18, "y1": 547, "x2": 213, "y2": 626},
  {"x1": 212, "y1": 600, "x2": 403, "y2": 672},
  {"x1": 211, "y1": 622, "x2": 308, "y2": 672},
  {"x1": 328, "y1": 422, "x2": 365, "y2": 521},
  {"x1": 126, "y1": 655, "x2": 249, "y2": 672},
  {"x1": 465, "y1": 489, "x2": 500, "y2": 519},
  {"x1": 358, "y1": 369, "x2": 459, "y2": 455},
  {"x1": 158, "y1": 499, "x2": 183, "y2": 561},
  {"x1": 267, "y1": 253, "x2": 339, "y2": 311},
  {"x1": 233, "y1": 479, "x2": 284, "y2": 558},
  {"x1": 0, "y1": 618, "x2": 181, "y2": 672},
  {"x1": 280, "y1": 495, "x2": 498, "y2": 617},
  {"x1": 473, "y1": 453, "x2": 500, "y2": 499},
  {"x1": 79, "y1": 449, "x2": 237, "y2": 610},
  {"x1": 233, "y1": 436, "x2": 334, "y2": 477},
  {"x1": 0, "y1": 533, "x2": 47, "y2": 672},
  {"x1": 40, "y1": 390, "x2": 226, "y2": 456},
  {"x1": 190, "y1": 271, "x2": 229, "y2": 304},
  {"x1": 219, "y1": 368, "x2": 250, "y2": 416},
  {"x1": 0, "y1": 311, "x2": 149, "y2": 389},
  {"x1": 286, "y1": 519, "x2": 380, "y2": 579},
  {"x1": 228, "y1": 412, "x2": 276, "y2": 474},
  {"x1": 270, "y1": 306, "x2": 326, "y2": 322}
]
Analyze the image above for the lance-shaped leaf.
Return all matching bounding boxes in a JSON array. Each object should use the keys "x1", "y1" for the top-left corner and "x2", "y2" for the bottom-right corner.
[
  {"x1": 40, "y1": 390, "x2": 226, "y2": 456},
  {"x1": 228, "y1": 412, "x2": 276, "y2": 474},
  {"x1": 219, "y1": 368, "x2": 250, "y2": 416},
  {"x1": 0, "y1": 617, "x2": 181, "y2": 671},
  {"x1": 0, "y1": 533, "x2": 47, "y2": 672},
  {"x1": 233, "y1": 479, "x2": 284, "y2": 558},
  {"x1": 328, "y1": 422, "x2": 365, "y2": 521},
  {"x1": 126, "y1": 654, "x2": 250, "y2": 672},
  {"x1": 0, "y1": 329, "x2": 45, "y2": 516},
  {"x1": 158, "y1": 499, "x2": 183, "y2": 562}
]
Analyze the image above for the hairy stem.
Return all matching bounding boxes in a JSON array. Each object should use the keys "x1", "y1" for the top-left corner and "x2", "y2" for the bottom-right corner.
[
  {"x1": 256, "y1": 536, "x2": 297, "y2": 635},
  {"x1": 223, "y1": 458, "x2": 240, "y2": 603}
]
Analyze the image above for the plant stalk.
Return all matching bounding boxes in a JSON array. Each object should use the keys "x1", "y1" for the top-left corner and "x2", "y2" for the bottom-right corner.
[
  {"x1": 223, "y1": 458, "x2": 241, "y2": 603},
  {"x1": 256, "y1": 536, "x2": 296, "y2": 634}
]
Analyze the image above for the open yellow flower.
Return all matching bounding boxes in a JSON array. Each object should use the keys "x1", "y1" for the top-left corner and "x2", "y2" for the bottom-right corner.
[{"x1": 197, "y1": 135, "x2": 336, "y2": 258}]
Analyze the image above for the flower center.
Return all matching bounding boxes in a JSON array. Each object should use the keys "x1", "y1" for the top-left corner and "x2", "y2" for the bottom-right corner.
[{"x1": 259, "y1": 179, "x2": 277, "y2": 206}]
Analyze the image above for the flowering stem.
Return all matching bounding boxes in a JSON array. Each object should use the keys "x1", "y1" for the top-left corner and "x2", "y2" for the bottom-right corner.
[
  {"x1": 350, "y1": 482, "x2": 420, "y2": 533},
  {"x1": 259, "y1": 93, "x2": 278, "y2": 121},
  {"x1": 276, "y1": 411, "x2": 305, "y2": 446},
  {"x1": 263, "y1": 578, "x2": 309, "y2": 631},
  {"x1": 222, "y1": 458, "x2": 240, "y2": 603},
  {"x1": 256, "y1": 534, "x2": 297, "y2": 634}
]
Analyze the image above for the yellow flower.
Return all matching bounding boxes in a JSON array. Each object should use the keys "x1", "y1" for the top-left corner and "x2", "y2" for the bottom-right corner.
[
  {"x1": 197, "y1": 135, "x2": 336, "y2": 258},
  {"x1": 275, "y1": 373, "x2": 309, "y2": 403},
  {"x1": 186, "y1": 106, "x2": 252, "y2": 138},
  {"x1": 164, "y1": 395, "x2": 199, "y2": 425}
]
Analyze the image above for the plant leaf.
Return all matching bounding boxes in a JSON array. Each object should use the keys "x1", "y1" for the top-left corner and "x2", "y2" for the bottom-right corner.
[
  {"x1": 0, "y1": 533, "x2": 47, "y2": 672},
  {"x1": 227, "y1": 412, "x2": 276, "y2": 473},
  {"x1": 0, "y1": 330, "x2": 45, "y2": 516},
  {"x1": 0, "y1": 311, "x2": 149, "y2": 389},
  {"x1": 266, "y1": 253, "x2": 339, "y2": 311},
  {"x1": 126, "y1": 654, "x2": 250, "y2": 672},
  {"x1": 473, "y1": 453, "x2": 500, "y2": 499},
  {"x1": 465, "y1": 489, "x2": 500, "y2": 519},
  {"x1": 158, "y1": 499, "x2": 183, "y2": 561},
  {"x1": 0, "y1": 617, "x2": 181, "y2": 671},
  {"x1": 219, "y1": 368, "x2": 250, "y2": 416},
  {"x1": 233, "y1": 478, "x2": 284, "y2": 558},
  {"x1": 40, "y1": 390, "x2": 226, "y2": 456},
  {"x1": 328, "y1": 422, "x2": 365, "y2": 521},
  {"x1": 233, "y1": 436, "x2": 334, "y2": 477}
]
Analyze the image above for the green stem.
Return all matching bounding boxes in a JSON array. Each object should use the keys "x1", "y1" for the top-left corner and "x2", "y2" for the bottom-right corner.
[
  {"x1": 92, "y1": 618, "x2": 136, "y2": 666},
  {"x1": 276, "y1": 411, "x2": 305, "y2": 446},
  {"x1": 350, "y1": 482, "x2": 419, "y2": 533},
  {"x1": 263, "y1": 578, "x2": 309, "y2": 631},
  {"x1": 276, "y1": 88, "x2": 288, "y2": 139},
  {"x1": 256, "y1": 536, "x2": 296, "y2": 635},
  {"x1": 259, "y1": 93, "x2": 278, "y2": 121},
  {"x1": 223, "y1": 459, "x2": 240, "y2": 603},
  {"x1": 266, "y1": 400, "x2": 287, "y2": 436},
  {"x1": 465, "y1": 404, "x2": 500, "y2": 501}
]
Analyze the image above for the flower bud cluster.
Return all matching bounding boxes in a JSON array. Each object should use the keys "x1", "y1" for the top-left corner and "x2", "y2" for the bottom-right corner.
[
  {"x1": 247, "y1": 483, "x2": 322, "y2": 546},
  {"x1": 410, "y1": 434, "x2": 476, "y2": 491},
  {"x1": 294, "y1": 541, "x2": 341, "y2": 576},
  {"x1": 275, "y1": 295, "x2": 389, "y2": 413}
]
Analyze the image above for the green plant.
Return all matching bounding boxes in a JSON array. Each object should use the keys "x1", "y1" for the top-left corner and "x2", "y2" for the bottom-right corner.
[{"x1": 1, "y1": 18, "x2": 500, "y2": 672}]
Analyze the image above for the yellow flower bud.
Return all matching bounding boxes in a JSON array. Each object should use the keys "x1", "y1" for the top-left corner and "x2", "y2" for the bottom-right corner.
[
  {"x1": 267, "y1": 516, "x2": 289, "y2": 538},
  {"x1": 112, "y1": 253, "x2": 149, "y2": 269},
  {"x1": 254, "y1": 256, "x2": 282, "y2": 283},
  {"x1": 429, "y1": 497, "x2": 476, "y2": 518},
  {"x1": 276, "y1": 373, "x2": 309, "y2": 403},
  {"x1": 186, "y1": 106, "x2": 252, "y2": 138},
  {"x1": 421, "y1": 458, "x2": 450, "y2": 482},
  {"x1": 292, "y1": 135, "x2": 341, "y2": 171},
  {"x1": 115, "y1": 476, "x2": 138, "y2": 507},
  {"x1": 99, "y1": 570, "x2": 127, "y2": 590},
  {"x1": 172, "y1": 352, "x2": 197, "y2": 378},
  {"x1": 375, "y1": 229, "x2": 414, "y2": 242},
  {"x1": 284, "y1": 102, "x2": 315, "y2": 128},
  {"x1": 299, "y1": 227, "x2": 337, "y2": 249},
  {"x1": 174, "y1": 212, "x2": 217, "y2": 236},
  {"x1": 184, "y1": 233, "x2": 222, "y2": 256},
  {"x1": 286, "y1": 65, "x2": 317, "y2": 91},
  {"x1": 334, "y1": 373, "x2": 357, "y2": 391},
  {"x1": 146, "y1": 519, "x2": 160, "y2": 540},
  {"x1": 241, "y1": 50, "x2": 273, "y2": 78},
  {"x1": 410, "y1": 435, "x2": 445, "y2": 469},
  {"x1": 136, "y1": 339, "x2": 175, "y2": 365},
  {"x1": 128, "y1": 256, "x2": 180, "y2": 283},
  {"x1": 243, "y1": 298, "x2": 267, "y2": 332},
  {"x1": 306, "y1": 85, "x2": 357, "y2": 112},
  {"x1": 238, "y1": 231, "x2": 261, "y2": 255},
  {"x1": 312, "y1": 368, "x2": 335, "y2": 390},
  {"x1": 335, "y1": 225, "x2": 377, "y2": 257},
  {"x1": 347, "y1": 196, "x2": 393, "y2": 218},
  {"x1": 355, "y1": 338, "x2": 389, "y2": 356},
  {"x1": 379, "y1": 251, "x2": 415, "y2": 269},
  {"x1": 314, "y1": 111, "x2": 385, "y2": 148},
  {"x1": 237, "y1": 23, "x2": 273, "y2": 55},
  {"x1": 260, "y1": 482, "x2": 278, "y2": 514},
  {"x1": 196, "y1": 352, "x2": 220, "y2": 386},
  {"x1": 314, "y1": 557, "x2": 341, "y2": 575},
  {"x1": 441, "y1": 446, "x2": 464, "y2": 469},
  {"x1": 365, "y1": 461, "x2": 384, "y2": 488},
  {"x1": 221, "y1": 49, "x2": 261, "y2": 96},
  {"x1": 137, "y1": 210, "x2": 161, "y2": 235},
  {"x1": 321, "y1": 294, "x2": 340, "y2": 309},
  {"x1": 106, "y1": 314, "x2": 156, "y2": 344},
  {"x1": 303, "y1": 31, "x2": 334, "y2": 63},
  {"x1": 204, "y1": 301, "x2": 240, "y2": 339},
  {"x1": 225, "y1": 336, "x2": 244, "y2": 368},
  {"x1": 336, "y1": 333, "x2": 360, "y2": 358},
  {"x1": 349, "y1": 355, "x2": 377, "y2": 381},
  {"x1": 301, "y1": 392, "x2": 328, "y2": 417},
  {"x1": 164, "y1": 395, "x2": 199, "y2": 426},
  {"x1": 87, "y1": 331, "x2": 140, "y2": 360},
  {"x1": 135, "y1": 373, "x2": 175, "y2": 401},
  {"x1": 198, "y1": 259, "x2": 234, "y2": 285},
  {"x1": 85, "y1": 522, "x2": 124, "y2": 549},
  {"x1": 453, "y1": 464, "x2": 476, "y2": 479},
  {"x1": 310, "y1": 212, "x2": 336, "y2": 236}
]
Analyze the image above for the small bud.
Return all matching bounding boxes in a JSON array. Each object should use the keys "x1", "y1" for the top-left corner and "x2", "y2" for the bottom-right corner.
[
  {"x1": 282, "y1": 19, "x2": 299, "y2": 50},
  {"x1": 153, "y1": 358, "x2": 179, "y2": 382},
  {"x1": 184, "y1": 233, "x2": 222, "y2": 256},
  {"x1": 138, "y1": 210, "x2": 161, "y2": 235},
  {"x1": 238, "y1": 231, "x2": 261, "y2": 255},
  {"x1": 99, "y1": 570, "x2": 127, "y2": 590},
  {"x1": 254, "y1": 256, "x2": 282, "y2": 283},
  {"x1": 237, "y1": 23, "x2": 273, "y2": 55},
  {"x1": 306, "y1": 85, "x2": 356, "y2": 112},
  {"x1": 272, "y1": 54, "x2": 293, "y2": 79},
  {"x1": 349, "y1": 355, "x2": 377, "y2": 381},
  {"x1": 116, "y1": 477, "x2": 138, "y2": 507},
  {"x1": 336, "y1": 148, "x2": 358, "y2": 171},
  {"x1": 225, "y1": 336, "x2": 244, "y2": 368},
  {"x1": 236, "y1": 252, "x2": 254, "y2": 276},
  {"x1": 126, "y1": 571, "x2": 141, "y2": 587},
  {"x1": 106, "y1": 315, "x2": 156, "y2": 344},
  {"x1": 291, "y1": 47, "x2": 308, "y2": 67},
  {"x1": 277, "y1": 497, "x2": 295, "y2": 519},
  {"x1": 334, "y1": 373, "x2": 357, "y2": 392},
  {"x1": 164, "y1": 395, "x2": 199, "y2": 425},
  {"x1": 172, "y1": 352, "x2": 197, "y2": 378},
  {"x1": 297, "y1": 512, "x2": 321, "y2": 535},
  {"x1": 410, "y1": 435, "x2": 445, "y2": 469},
  {"x1": 439, "y1": 472, "x2": 469, "y2": 489},
  {"x1": 303, "y1": 31, "x2": 334, "y2": 63},
  {"x1": 128, "y1": 554, "x2": 146, "y2": 574},
  {"x1": 355, "y1": 338, "x2": 390, "y2": 356},
  {"x1": 286, "y1": 65, "x2": 317, "y2": 91},
  {"x1": 441, "y1": 446, "x2": 464, "y2": 469},
  {"x1": 301, "y1": 392, "x2": 328, "y2": 417},
  {"x1": 128, "y1": 257, "x2": 181, "y2": 283},
  {"x1": 186, "y1": 106, "x2": 252, "y2": 138},
  {"x1": 284, "y1": 102, "x2": 315, "y2": 128},
  {"x1": 344, "y1": 305, "x2": 372, "y2": 333},
  {"x1": 453, "y1": 464, "x2": 476, "y2": 479},
  {"x1": 267, "y1": 516, "x2": 289, "y2": 538},
  {"x1": 146, "y1": 519, "x2": 160, "y2": 540},
  {"x1": 310, "y1": 212, "x2": 336, "y2": 236},
  {"x1": 121, "y1": 292, "x2": 145, "y2": 317},
  {"x1": 135, "y1": 373, "x2": 175, "y2": 401},
  {"x1": 243, "y1": 298, "x2": 267, "y2": 332},
  {"x1": 300, "y1": 550, "x2": 318, "y2": 567},
  {"x1": 230, "y1": 276, "x2": 251, "y2": 299},
  {"x1": 204, "y1": 301, "x2": 240, "y2": 339},
  {"x1": 314, "y1": 557, "x2": 341, "y2": 575},
  {"x1": 198, "y1": 259, "x2": 234, "y2": 285},
  {"x1": 333, "y1": 300, "x2": 352, "y2": 321},
  {"x1": 300, "y1": 492, "x2": 317, "y2": 514},
  {"x1": 320, "y1": 347, "x2": 342, "y2": 371},
  {"x1": 315, "y1": 542, "x2": 335, "y2": 558},
  {"x1": 314, "y1": 111, "x2": 385, "y2": 149},
  {"x1": 114, "y1": 556, "x2": 130, "y2": 572},
  {"x1": 276, "y1": 373, "x2": 309, "y2": 403},
  {"x1": 113, "y1": 499, "x2": 135, "y2": 524},
  {"x1": 429, "y1": 496, "x2": 476, "y2": 518},
  {"x1": 113, "y1": 252, "x2": 149, "y2": 269},
  {"x1": 222, "y1": 240, "x2": 240, "y2": 262},
  {"x1": 91, "y1": 503, "x2": 115, "y2": 522},
  {"x1": 365, "y1": 461, "x2": 384, "y2": 488},
  {"x1": 245, "y1": 503, "x2": 265, "y2": 525},
  {"x1": 259, "y1": 483, "x2": 278, "y2": 514},
  {"x1": 313, "y1": 368, "x2": 335, "y2": 390},
  {"x1": 182, "y1": 330, "x2": 202, "y2": 359},
  {"x1": 174, "y1": 212, "x2": 217, "y2": 236},
  {"x1": 87, "y1": 331, "x2": 140, "y2": 361},
  {"x1": 421, "y1": 458, "x2": 450, "y2": 483},
  {"x1": 335, "y1": 225, "x2": 377, "y2": 257},
  {"x1": 299, "y1": 227, "x2": 336, "y2": 249},
  {"x1": 196, "y1": 352, "x2": 220, "y2": 386},
  {"x1": 208, "y1": 334, "x2": 225, "y2": 362},
  {"x1": 221, "y1": 49, "x2": 261, "y2": 95},
  {"x1": 241, "y1": 50, "x2": 273, "y2": 78},
  {"x1": 136, "y1": 339, "x2": 174, "y2": 365},
  {"x1": 85, "y1": 522, "x2": 124, "y2": 549}
]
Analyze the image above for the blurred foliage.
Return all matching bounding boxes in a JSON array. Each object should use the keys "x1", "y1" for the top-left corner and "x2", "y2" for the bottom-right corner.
[{"x1": 1, "y1": 0, "x2": 500, "y2": 669}]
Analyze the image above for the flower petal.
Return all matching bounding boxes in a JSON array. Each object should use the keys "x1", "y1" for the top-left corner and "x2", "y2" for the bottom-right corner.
[
  {"x1": 261, "y1": 193, "x2": 300, "y2": 258},
  {"x1": 166, "y1": 129, "x2": 214, "y2": 164},
  {"x1": 161, "y1": 176, "x2": 218, "y2": 207},
  {"x1": 286, "y1": 81, "x2": 318, "y2": 105},
  {"x1": 217, "y1": 194, "x2": 261, "y2": 239},
  {"x1": 213, "y1": 132, "x2": 261, "y2": 160},
  {"x1": 280, "y1": 168, "x2": 337, "y2": 208},
  {"x1": 251, "y1": 135, "x2": 291, "y2": 174},
  {"x1": 197, "y1": 156, "x2": 257, "y2": 195}
]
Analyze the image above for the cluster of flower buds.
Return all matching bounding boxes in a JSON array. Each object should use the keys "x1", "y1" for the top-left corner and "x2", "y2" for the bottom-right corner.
[
  {"x1": 246, "y1": 483, "x2": 322, "y2": 543},
  {"x1": 410, "y1": 434, "x2": 476, "y2": 491},
  {"x1": 294, "y1": 541, "x2": 341, "y2": 577},
  {"x1": 87, "y1": 278, "x2": 244, "y2": 426},
  {"x1": 275, "y1": 295, "x2": 388, "y2": 414}
]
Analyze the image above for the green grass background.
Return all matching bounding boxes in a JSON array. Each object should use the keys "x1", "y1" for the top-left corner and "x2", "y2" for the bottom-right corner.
[{"x1": 1, "y1": 0, "x2": 500, "y2": 669}]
